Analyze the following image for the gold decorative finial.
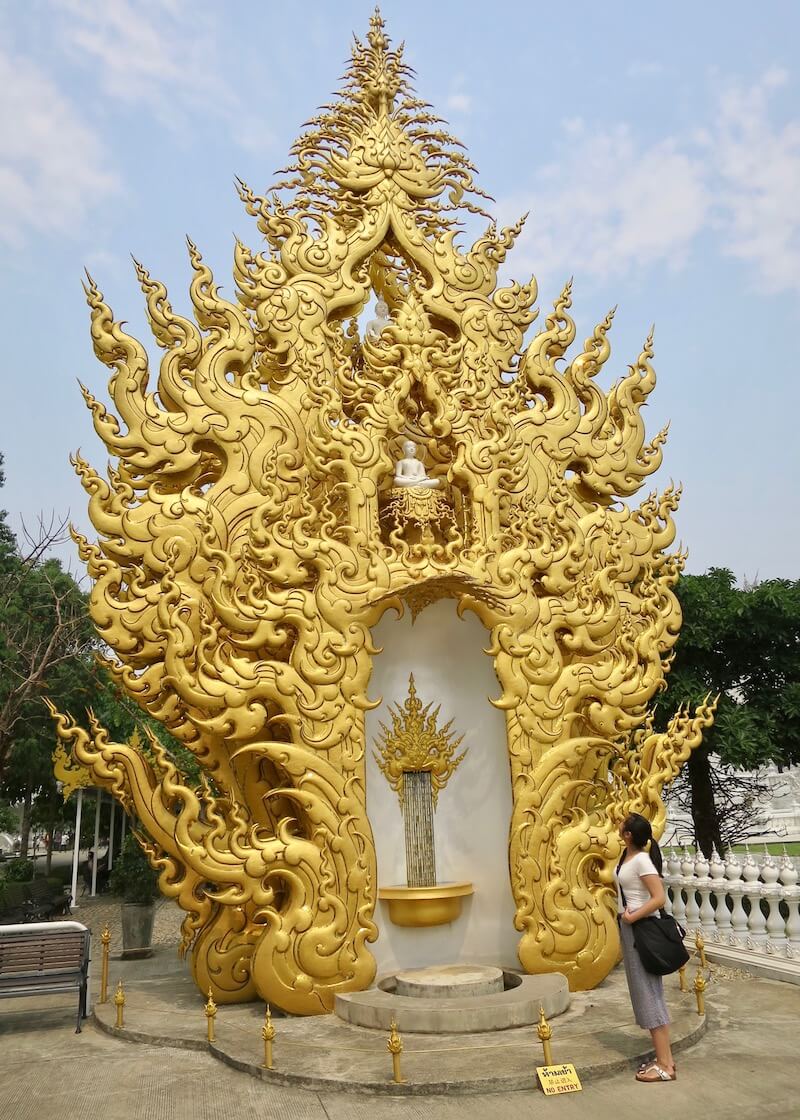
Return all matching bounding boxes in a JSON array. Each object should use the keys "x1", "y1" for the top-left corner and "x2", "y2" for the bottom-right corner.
[
  {"x1": 695, "y1": 930, "x2": 707, "y2": 969},
  {"x1": 205, "y1": 988, "x2": 218, "y2": 1042},
  {"x1": 387, "y1": 1017, "x2": 405, "y2": 1084},
  {"x1": 262, "y1": 1004, "x2": 276, "y2": 1069},
  {"x1": 113, "y1": 980, "x2": 125, "y2": 1029},
  {"x1": 678, "y1": 964, "x2": 688, "y2": 993},
  {"x1": 537, "y1": 1005, "x2": 554, "y2": 1065},
  {"x1": 99, "y1": 925, "x2": 111, "y2": 1004},
  {"x1": 693, "y1": 968, "x2": 707, "y2": 1016},
  {"x1": 374, "y1": 674, "x2": 465, "y2": 808}
]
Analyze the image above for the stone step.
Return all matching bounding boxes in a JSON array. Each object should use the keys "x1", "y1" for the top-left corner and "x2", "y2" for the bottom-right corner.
[{"x1": 336, "y1": 970, "x2": 568, "y2": 1032}]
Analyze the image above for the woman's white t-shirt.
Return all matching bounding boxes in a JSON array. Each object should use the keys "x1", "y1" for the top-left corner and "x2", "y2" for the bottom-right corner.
[{"x1": 616, "y1": 851, "x2": 660, "y2": 914}]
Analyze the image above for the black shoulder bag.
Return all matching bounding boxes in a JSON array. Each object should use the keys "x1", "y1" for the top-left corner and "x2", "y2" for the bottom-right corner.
[{"x1": 617, "y1": 854, "x2": 690, "y2": 976}]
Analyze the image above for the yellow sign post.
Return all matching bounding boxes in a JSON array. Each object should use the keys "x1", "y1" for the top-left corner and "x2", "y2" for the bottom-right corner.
[{"x1": 536, "y1": 1063, "x2": 583, "y2": 1096}]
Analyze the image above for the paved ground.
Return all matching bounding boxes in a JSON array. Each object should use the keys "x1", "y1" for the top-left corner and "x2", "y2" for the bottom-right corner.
[
  {"x1": 1, "y1": 899, "x2": 797, "y2": 1118},
  {"x1": 88, "y1": 949, "x2": 707, "y2": 1093},
  {"x1": 65, "y1": 893, "x2": 183, "y2": 948}
]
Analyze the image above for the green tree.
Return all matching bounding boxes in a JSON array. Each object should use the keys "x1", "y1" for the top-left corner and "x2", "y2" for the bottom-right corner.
[
  {"x1": 1, "y1": 610, "x2": 97, "y2": 857},
  {"x1": 656, "y1": 568, "x2": 800, "y2": 855},
  {"x1": 0, "y1": 456, "x2": 94, "y2": 780},
  {"x1": 0, "y1": 801, "x2": 19, "y2": 833},
  {"x1": 0, "y1": 456, "x2": 199, "y2": 864}
]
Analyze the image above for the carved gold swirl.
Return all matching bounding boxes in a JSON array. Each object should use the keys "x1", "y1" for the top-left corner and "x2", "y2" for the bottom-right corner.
[{"x1": 51, "y1": 9, "x2": 712, "y2": 1006}]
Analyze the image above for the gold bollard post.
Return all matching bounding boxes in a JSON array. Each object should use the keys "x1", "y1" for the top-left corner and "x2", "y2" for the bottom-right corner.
[
  {"x1": 99, "y1": 925, "x2": 111, "y2": 1004},
  {"x1": 262, "y1": 1005, "x2": 275, "y2": 1070},
  {"x1": 695, "y1": 930, "x2": 708, "y2": 969},
  {"x1": 678, "y1": 965, "x2": 688, "y2": 992},
  {"x1": 694, "y1": 968, "x2": 706, "y2": 1016},
  {"x1": 537, "y1": 1006, "x2": 554, "y2": 1066},
  {"x1": 205, "y1": 989, "x2": 218, "y2": 1043},
  {"x1": 114, "y1": 980, "x2": 125, "y2": 1029},
  {"x1": 387, "y1": 1018, "x2": 405, "y2": 1084}
]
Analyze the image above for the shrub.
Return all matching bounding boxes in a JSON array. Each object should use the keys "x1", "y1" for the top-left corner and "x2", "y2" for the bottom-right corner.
[
  {"x1": 3, "y1": 858, "x2": 35, "y2": 882},
  {"x1": 109, "y1": 834, "x2": 159, "y2": 904}
]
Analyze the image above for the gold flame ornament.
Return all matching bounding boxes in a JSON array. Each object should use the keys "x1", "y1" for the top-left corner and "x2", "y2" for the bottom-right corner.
[
  {"x1": 387, "y1": 1017, "x2": 405, "y2": 1084},
  {"x1": 374, "y1": 674, "x2": 465, "y2": 807},
  {"x1": 694, "y1": 968, "x2": 707, "y2": 1016},
  {"x1": 205, "y1": 989, "x2": 218, "y2": 1042},
  {"x1": 537, "y1": 1006, "x2": 554, "y2": 1066},
  {"x1": 52, "y1": 742, "x2": 93, "y2": 800},
  {"x1": 99, "y1": 925, "x2": 111, "y2": 1004},
  {"x1": 262, "y1": 1005, "x2": 276, "y2": 1070},
  {"x1": 695, "y1": 930, "x2": 708, "y2": 969},
  {"x1": 113, "y1": 980, "x2": 125, "y2": 1029},
  {"x1": 49, "y1": 9, "x2": 713, "y2": 1011}
]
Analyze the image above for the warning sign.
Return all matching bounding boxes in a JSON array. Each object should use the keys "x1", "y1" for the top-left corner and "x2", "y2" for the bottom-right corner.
[{"x1": 536, "y1": 1063, "x2": 583, "y2": 1095}]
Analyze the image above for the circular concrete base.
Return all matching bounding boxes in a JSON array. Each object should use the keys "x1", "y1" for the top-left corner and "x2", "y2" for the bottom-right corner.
[
  {"x1": 395, "y1": 964, "x2": 504, "y2": 999},
  {"x1": 337, "y1": 969, "x2": 568, "y2": 1032}
]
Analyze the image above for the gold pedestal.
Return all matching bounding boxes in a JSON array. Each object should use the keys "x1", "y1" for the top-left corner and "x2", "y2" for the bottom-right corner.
[{"x1": 378, "y1": 882, "x2": 474, "y2": 927}]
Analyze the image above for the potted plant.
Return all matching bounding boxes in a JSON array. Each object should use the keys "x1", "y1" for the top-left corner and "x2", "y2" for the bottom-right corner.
[{"x1": 110, "y1": 833, "x2": 159, "y2": 959}]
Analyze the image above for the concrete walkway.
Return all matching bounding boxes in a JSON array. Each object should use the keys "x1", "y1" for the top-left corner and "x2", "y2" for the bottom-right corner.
[{"x1": 0, "y1": 901, "x2": 797, "y2": 1118}]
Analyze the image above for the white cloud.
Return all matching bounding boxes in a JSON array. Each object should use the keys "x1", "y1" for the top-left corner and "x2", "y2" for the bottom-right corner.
[
  {"x1": 52, "y1": 0, "x2": 271, "y2": 152},
  {"x1": 710, "y1": 72, "x2": 800, "y2": 292},
  {"x1": 0, "y1": 48, "x2": 119, "y2": 246},
  {"x1": 498, "y1": 126, "x2": 709, "y2": 291},
  {"x1": 626, "y1": 60, "x2": 666, "y2": 79},
  {"x1": 496, "y1": 72, "x2": 800, "y2": 296},
  {"x1": 446, "y1": 93, "x2": 472, "y2": 114}
]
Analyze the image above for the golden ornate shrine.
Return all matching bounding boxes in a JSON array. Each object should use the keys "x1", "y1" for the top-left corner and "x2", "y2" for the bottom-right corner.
[{"x1": 50, "y1": 11, "x2": 713, "y2": 1013}]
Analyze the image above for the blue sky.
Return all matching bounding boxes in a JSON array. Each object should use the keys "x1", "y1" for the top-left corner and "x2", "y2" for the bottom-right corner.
[{"x1": 0, "y1": 0, "x2": 798, "y2": 579}]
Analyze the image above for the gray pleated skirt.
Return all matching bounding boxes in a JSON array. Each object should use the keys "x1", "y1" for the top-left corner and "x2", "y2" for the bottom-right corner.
[{"x1": 619, "y1": 919, "x2": 670, "y2": 1030}]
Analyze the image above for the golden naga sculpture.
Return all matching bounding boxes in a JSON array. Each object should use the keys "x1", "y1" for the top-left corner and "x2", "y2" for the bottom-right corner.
[{"x1": 50, "y1": 10, "x2": 713, "y2": 1011}]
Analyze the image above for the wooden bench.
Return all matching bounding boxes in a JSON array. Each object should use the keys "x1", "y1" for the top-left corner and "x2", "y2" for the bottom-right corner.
[{"x1": 0, "y1": 921, "x2": 91, "y2": 1032}]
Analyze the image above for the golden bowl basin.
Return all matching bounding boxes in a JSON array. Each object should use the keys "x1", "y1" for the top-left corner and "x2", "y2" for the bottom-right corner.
[{"x1": 377, "y1": 882, "x2": 474, "y2": 927}]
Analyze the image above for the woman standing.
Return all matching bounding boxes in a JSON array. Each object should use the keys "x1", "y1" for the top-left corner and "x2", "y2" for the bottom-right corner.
[{"x1": 616, "y1": 812, "x2": 676, "y2": 1083}]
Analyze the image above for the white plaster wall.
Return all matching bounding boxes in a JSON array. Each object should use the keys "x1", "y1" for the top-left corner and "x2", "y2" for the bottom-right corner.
[{"x1": 365, "y1": 599, "x2": 520, "y2": 977}]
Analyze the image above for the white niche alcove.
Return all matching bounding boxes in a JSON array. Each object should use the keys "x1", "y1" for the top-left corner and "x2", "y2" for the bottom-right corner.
[{"x1": 365, "y1": 598, "x2": 520, "y2": 977}]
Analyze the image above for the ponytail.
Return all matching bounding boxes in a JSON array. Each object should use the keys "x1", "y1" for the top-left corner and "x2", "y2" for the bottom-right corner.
[{"x1": 648, "y1": 836, "x2": 663, "y2": 876}]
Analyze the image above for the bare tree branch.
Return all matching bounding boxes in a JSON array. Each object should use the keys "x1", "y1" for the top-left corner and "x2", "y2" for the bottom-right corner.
[{"x1": 0, "y1": 515, "x2": 94, "y2": 776}]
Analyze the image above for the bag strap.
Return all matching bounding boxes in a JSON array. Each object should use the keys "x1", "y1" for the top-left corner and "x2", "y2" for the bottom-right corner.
[{"x1": 616, "y1": 851, "x2": 628, "y2": 909}]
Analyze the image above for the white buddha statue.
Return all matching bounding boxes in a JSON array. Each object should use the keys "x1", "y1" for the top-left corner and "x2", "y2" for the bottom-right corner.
[
  {"x1": 394, "y1": 440, "x2": 440, "y2": 489},
  {"x1": 365, "y1": 298, "x2": 391, "y2": 342}
]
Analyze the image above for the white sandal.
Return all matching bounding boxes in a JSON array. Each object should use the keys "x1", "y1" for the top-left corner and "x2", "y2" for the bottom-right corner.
[{"x1": 636, "y1": 1062, "x2": 676, "y2": 1082}]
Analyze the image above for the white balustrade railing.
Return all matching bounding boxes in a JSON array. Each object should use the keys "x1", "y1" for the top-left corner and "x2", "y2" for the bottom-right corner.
[{"x1": 663, "y1": 848, "x2": 800, "y2": 975}]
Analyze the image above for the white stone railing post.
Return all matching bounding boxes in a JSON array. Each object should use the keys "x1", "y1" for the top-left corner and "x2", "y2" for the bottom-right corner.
[
  {"x1": 695, "y1": 851, "x2": 716, "y2": 937},
  {"x1": 762, "y1": 853, "x2": 787, "y2": 956},
  {"x1": 661, "y1": 846, "x2": 800, "y2": 984},
  {"x1": 780, "y1": 855, "x2": 800, "y2": 958},
  {"x1": 742, "y1": 851, "x2": 768, "y2": 950},
  {"x1": 683, "y1": 848, "x2": 701, "y2": 934},
  {"x1": 709, "y1": 851, "x2": 731, "y2": 943},
  {"x1": 664, "y1": 851, "x2": 682, "y2": 923}
]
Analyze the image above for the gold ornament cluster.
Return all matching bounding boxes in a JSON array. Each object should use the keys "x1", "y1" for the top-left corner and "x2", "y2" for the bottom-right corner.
[
  {"x1": 50, "y1": 9, "x2": 713, "y2": 1011},
  {"x1": 374, "y1": 674, "x2": 466, "y2": 807}
]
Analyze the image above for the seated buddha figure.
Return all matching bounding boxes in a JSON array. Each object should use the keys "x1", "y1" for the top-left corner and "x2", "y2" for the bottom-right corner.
[{"x1": 393, "y1": 440, "x2": 440, "y2": 489}]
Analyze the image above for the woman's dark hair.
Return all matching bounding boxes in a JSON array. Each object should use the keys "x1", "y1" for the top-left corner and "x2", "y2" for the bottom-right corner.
[{"x1": 622, "y1": 812, "x2": 663, "y2": 875}]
